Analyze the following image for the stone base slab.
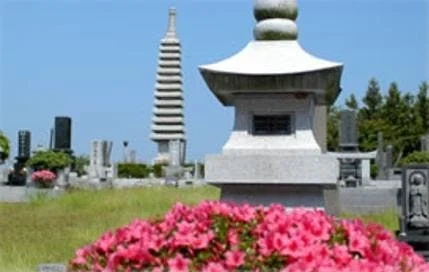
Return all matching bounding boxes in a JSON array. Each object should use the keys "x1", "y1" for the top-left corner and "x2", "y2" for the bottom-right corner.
[
  {"x1": 205, "y1": 153, "x2": 338, "y2": 184},
  {"x1": 216, "y1": 184, "x2": 337, "y2": 211}
]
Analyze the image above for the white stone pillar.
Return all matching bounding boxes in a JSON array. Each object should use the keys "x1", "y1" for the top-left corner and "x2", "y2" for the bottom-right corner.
[{"x1": 361, "y1": 159, "x2": 371, "y2": 186}]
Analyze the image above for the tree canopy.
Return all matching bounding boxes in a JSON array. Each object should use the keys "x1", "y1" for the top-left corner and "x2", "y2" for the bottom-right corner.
[
  {"x1": 26, "y1": 151, "x2": 72, "y2": 171},
  {"x1": 329, "y1": 79, "x2": 429, "y2": 167},
  {"x1": 0, "y1": 131, "x2": 10, "y2": 161}
]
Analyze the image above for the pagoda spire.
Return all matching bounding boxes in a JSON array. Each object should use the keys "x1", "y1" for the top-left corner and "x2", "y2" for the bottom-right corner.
[
  {"x1": 166, "y1": 7, "x2": 177, "y2": 38},
  {"x1": 150, "y1": 8, "x2": 186, "y2": 164}
]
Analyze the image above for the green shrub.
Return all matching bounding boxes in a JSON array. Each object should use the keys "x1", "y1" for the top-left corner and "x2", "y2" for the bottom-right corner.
[
  {"x1": 0, "y1": 131, "x2": 10, "y2": 160},
  {"x1": 370, "y1": 163, "x2": 378, "y2": 179},
  {"x1": 118, "y1": 163, "x2": 149, "y2": 178},
  {"x1": 27, "y1": 151, "x2": 72, "y2": 172},
  {"x1": 72, "y1": 155, "x2": 90, "y2": 177},
  {"x1": 400, "y1": 151, "x2": 429, "y2": 166},
  {"x1": 151, "y1": 163, "x2": 167, "y2": 178}
]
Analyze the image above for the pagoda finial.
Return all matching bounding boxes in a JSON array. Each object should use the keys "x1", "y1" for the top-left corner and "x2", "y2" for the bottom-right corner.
[
  {"x1": 253, "y1": 0, "x2": 298, "y2": 41},
  {"x1": 166, "y1": 7, "x2": 177, "y2": 38}
]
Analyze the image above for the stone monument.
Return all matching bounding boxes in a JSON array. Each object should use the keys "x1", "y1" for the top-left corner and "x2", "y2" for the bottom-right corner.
[
  {"x1": 150, "y1": 8, "x2": 186, "y2": 164},
  {"x1": 193, "y1": 160, "x2": 202, "y2": 180},
  {"x1": 7, "y1": 130, "x2": 31, "y2": 186},
  {"x1": 199, "y1": 0, "x2": 343, "y2": 208},
  {"x1": 88, "y1": 140, "x2": 113, "y2": 181},
  {"x1": 338, "y1": 110, "x2": 360, "y2": 186},
  {"x1": 339, "y1": 110, "x2": 358, "y2": 152},
  {"x1": 398, "y1": 164, "x2": 429, "y2": 261},
  {"x1": 53, "y1": 116, "x2": 73, "y2": 155},
  {"x1": 376, "y1": 132, "x2": 387, "y2": 180},
  {"x1": 421, "y1": 134, "x2": 429, "y2": 152}
]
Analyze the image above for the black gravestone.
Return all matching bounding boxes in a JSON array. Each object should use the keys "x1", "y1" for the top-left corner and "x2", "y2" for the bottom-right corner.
[
  {"x1": 397, "y1": 164, "x2": 429, "y2": 261},
  {"x1": 54, "y1": 117, "x2": 72, "y2": 153},
  {"x1": 18, "y1": 130, "x2": 31, "y2": 159},
  {"x1": 7, "y1": 130, "x2": 31, "y2": 186},
  {"x1": 339, "y1": 110, "x2": 358, "y2": 152}
]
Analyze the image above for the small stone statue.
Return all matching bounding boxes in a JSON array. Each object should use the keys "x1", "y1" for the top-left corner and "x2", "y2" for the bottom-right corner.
[{"x1": 408, "y1": 172, "x2": 429, "y2": 228}]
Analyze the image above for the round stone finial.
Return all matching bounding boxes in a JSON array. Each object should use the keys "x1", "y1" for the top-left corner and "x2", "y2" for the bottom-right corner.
[
  {"x1": 254, "y1": 0, "x2": 298, "y2": 21},
  {"x1": 253, "y1": 0, "x2": 299, "y2": 41}
]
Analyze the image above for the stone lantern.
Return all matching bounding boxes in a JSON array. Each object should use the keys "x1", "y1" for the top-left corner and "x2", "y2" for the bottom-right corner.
[{"x1": 199, "y1": 0, "x2": 343, "y2": 208}]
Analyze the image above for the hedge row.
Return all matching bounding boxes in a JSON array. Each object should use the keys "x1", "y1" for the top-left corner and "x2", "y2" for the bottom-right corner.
[
  {"x1": 400, "y1": 151, "x2": 429, "y2": 166},
  {"x1": 117, "y1": 163, "x2": 205, "y2": 179}
]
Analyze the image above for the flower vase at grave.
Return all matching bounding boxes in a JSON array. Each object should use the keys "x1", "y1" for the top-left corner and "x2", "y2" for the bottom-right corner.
[{"x1": 32, "y1": 170, "x2": 56, "y2": 189}]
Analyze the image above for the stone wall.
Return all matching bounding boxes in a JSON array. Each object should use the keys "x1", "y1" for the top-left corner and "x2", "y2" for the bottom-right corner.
[{"x1": 325, "y1": 187, "x2": 401, "y2": 216}]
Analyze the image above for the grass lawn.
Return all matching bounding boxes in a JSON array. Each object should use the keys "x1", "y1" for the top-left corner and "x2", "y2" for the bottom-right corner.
[
  {"x1": 341, "y1": 209, "x2": 399, "y2": 233},
  {"x1": 0, "y1": 186, "x2": 219, "y2": 272},
  {"x1": 0, "y1": 186, "x2": 399, "y2": 272}
]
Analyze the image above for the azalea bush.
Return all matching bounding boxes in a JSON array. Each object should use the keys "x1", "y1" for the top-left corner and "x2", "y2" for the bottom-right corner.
[
  {"x1": 69, "y1": 201, "x2": 428, "y2": 272},
  {"x1": 32, "y1": 170, "x2": 56, "y2": 188}
]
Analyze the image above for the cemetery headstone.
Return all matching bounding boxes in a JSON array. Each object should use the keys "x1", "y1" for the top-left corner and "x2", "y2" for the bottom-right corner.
[
  {"x1": 184, "y1": 168, "x2": 192, "y2": 181},
  {"x1": 386, "y1": 145, "x2": 393, "y2": 169},
  {"x1": 88, "y1": 140, "x2": 113, "y2": 181},
  {"x1": 421, "y1": 134, "x2": 429, "y2": 152},
  {"x1": 361, "y1": 159, "x2": 371, "y2": 186},
  {"x1": 8, "y1": 130, "x2": 31, "y2": 186},
  {"x1": 376, "y1": 132, "x2": 387, "y2": 180},
  {"x1": 56, "y1": 166, "x2": 70, "y2": 189},
  {"x1": 38, "y1": 264, "x2": 66, "y2": 272},
  {"x1": 398, "y1": 164, "x2": 429, "y2": 261},
  {"x1": 339, "y1": 110, "x2": 358, "y2": 152},
  {"x1": 53, "y1": 116, "x2": 72, "y2": 155},
  {"x1": 193, "y1": 160, "x2": 201, "y2": 180}
]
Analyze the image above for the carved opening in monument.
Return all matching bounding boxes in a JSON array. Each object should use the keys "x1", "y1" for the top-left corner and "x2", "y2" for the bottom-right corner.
[{"x1": 252, "y1": 115, "x2": 292, "y2": 135}]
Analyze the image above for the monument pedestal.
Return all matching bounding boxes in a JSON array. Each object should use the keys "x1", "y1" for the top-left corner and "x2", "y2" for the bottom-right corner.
[
  {"x1": 397, "y1": 165, "x2": 429, "y2": 262},
  {"x1": 217, "y1": 184, "x2": 336, "y2": 209},
  {"x1": 397, "y1": 231, "x2": 429, "y2": 261},
  {"x1": 206, "y1": 153, "x2": 338, "y2": 209}
]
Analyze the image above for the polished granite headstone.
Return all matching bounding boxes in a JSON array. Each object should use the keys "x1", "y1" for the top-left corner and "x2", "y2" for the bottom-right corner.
[{"x1": 339, "y1": 110, "x2": 358, "y2": 152}]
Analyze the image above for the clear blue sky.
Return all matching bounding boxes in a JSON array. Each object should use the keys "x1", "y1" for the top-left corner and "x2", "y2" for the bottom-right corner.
[{"x1": 1, "y1": 0, "x2": 428, "y2": 162}]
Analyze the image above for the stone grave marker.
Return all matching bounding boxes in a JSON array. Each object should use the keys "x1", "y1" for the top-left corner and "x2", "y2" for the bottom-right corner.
[
  {"x1": 38, "y1": 264, "x2": 66, "y2": 272},
  {"x1": 193, "y1": 160, "x2": 201, "y2": 180},
  {"x1": 421, "y1": 134, "x2": 429, "y2": 152},
  {"x1": 88, "y1": 140, "x2": 113, "y2": 181},
  {"x1": 339, "y1": 110, "x2": 358, "y2": 152},
  {"x1": 398, "y1": 164, "x2": 429, "y2": 261}
]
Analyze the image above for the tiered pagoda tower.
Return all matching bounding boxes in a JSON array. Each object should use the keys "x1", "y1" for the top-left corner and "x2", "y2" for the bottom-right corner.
[{"x1": 150, "y1": 8, "x2": 186, "y2": 164}]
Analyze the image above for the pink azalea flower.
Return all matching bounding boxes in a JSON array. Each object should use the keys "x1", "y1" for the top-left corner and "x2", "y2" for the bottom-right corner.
[
  {"x1": 202, "y1": 262, "x2": 227, "y2": 272},
  {"x1": 167, "y1": 254, "x2": 190, "y2": 272},
  {"x1": 225, "y1": 250, "x2": 245, "y2": 268},
  {"x1": 227, "y1": 229, "x2": 240, "y2": 246},
  {"x1": 69, "y1": 201, "x2": 429, "y2": 272}
]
